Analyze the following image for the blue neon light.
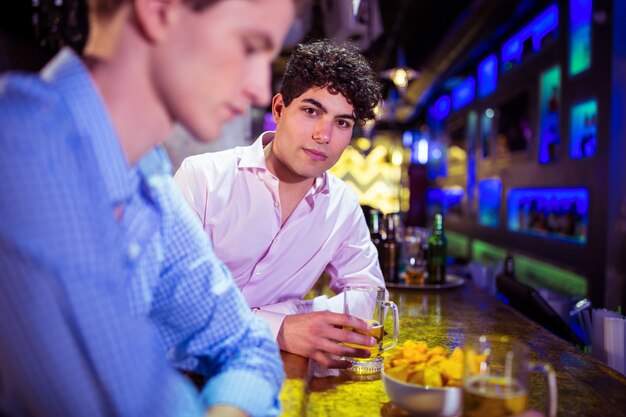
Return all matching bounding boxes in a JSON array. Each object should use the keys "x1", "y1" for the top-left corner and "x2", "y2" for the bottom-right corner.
[
  {"x1": 478, "y1": 178, "x2": 502, "y2": 228},
  {"x1": 570, "y1": 99, "x2": 597, "y2": 159},
  {"x1": 427, "y1": 140, "x2": 447, "y2": 180},
  {"x1": 478, "y1": 55, "x2": 498, "y2": 97},
  {"x1": 467, "y1": 112, "x2": 478, "y2": 214},
  {"x1": 570, "y1": 0, "x2": 592, "y2": 28},
  {"x1": 538, "y1": 66, "x2": 561, "y2": 164},
  {"x1": 451, "y1": 77, "x2": 476, "y2": 111},
  {"x1": 569, "y1": 0, "x2": 592, "y2": 76},
  {"x1": 429, "y1": 95, "x2": 451, "y2": 121},
  {"x1": 507, "y1": 187, "x2": 588, "y2": 244},
  {"x1": 501, "y1": 5, "x2": 559, "y2": 66},
  {"x1": 402, "y1": 130, "x2": 413, "y2": 147},
  {"x1": 426, "y1": 187, "x2": 465, "y2": 217},
  {"x1": 411, "y1": 136, "x2": 429, "y2": 165}
]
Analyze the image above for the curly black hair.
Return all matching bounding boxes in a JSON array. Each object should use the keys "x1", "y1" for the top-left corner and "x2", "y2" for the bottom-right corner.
[{"x1": 279, "y1": 40, "x2": 382, "y2": 124}]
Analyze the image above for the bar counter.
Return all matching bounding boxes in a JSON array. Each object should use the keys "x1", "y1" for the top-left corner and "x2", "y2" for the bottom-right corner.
[{"x1": 278, "y1": 280, "x2": 626, "y2": 417}]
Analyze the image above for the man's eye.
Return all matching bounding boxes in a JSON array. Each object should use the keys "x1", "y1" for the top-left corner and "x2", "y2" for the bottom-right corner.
[
  {"x1": 244, "y1": 43, "x2": 257, "y2": 56},
  {"x1": 337, "y1": 119, "x2": 352, "y2": 128},
  {"x1": 304, "y1": 108, "x2": 317, "y2": 115}
]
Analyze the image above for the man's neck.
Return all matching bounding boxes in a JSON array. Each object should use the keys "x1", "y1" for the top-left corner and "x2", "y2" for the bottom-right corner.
[
  {"x1": 84, "y1": 9, "x2": 171, "y2": 166},
  {"x1": 264, "y1": 141, "x2": 316, "y2": 226},
  {"x1": 264, "y1": 141, "x2": 315, "y2": 193}
]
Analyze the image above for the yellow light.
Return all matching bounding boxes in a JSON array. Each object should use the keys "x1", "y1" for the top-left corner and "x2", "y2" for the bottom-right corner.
[
  {"x1": 392, "y1": 68, "x2": 409, "y2": 88},
  {"x1": 380, "y1": 67, "x2": 419, "y2": 91},
  {"x1": 391, "y1": 149, "x2": 403, "y2": 166},
  {"x1": 373, "y1": 104, "x2": 383, "y2": 119},
  {"x1": 354, "y1": 137, "x2": 371, "y2": 152}
]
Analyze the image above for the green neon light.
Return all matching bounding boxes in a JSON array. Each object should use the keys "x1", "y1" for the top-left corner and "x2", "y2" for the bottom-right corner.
[
  {"x1": 447, "y1": 230, "x2": 469, "y2": 258},
  {"x1": 471, "y1": 240, "x2": 587, "y2": 296},
  {"x1": 472, "y1": 240, "x2": 507, "y2": 265},
  {"x1": 539, "y1": 66, "x2": 561, "y2": 164},
  {"x1": 514, "y1": 254, "x2": 587, "y2": 296},
  {"x1": 570, "y1": 25, "x2": 591, "y2": 75}
]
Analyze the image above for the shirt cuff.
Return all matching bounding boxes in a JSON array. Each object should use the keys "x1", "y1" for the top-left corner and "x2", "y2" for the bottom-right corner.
[
  {"x1": 200, "y1": 370, "x2": 280, "y2": 417},
  {"x1": 253, "y1": 309, "x2": 288, "y2": 340},
  {"x1": 252, "y1": 299, "x2": 316, "y2": 339},
  {"x1": 312, "y1": 294, "x2": 344, "y2": 313}
]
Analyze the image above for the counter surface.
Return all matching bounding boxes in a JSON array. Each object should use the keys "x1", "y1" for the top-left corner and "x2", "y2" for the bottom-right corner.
[{"x1": 279, "y1": 280, "x2": 626, "y2": 416}]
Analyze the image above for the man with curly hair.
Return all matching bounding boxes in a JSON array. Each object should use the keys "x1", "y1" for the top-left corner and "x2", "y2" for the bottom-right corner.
[{"x1": 174, "y1": 39, "x2": 385, "y2": 368}]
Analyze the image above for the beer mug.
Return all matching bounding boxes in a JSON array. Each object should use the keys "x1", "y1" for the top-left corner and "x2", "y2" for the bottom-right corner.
[
  {"x1": 463, "y1": 335, "x2": 557, "y2": 417},
  {"x1": 342, "y1": 284, "x2": 399, "y2": 375}
]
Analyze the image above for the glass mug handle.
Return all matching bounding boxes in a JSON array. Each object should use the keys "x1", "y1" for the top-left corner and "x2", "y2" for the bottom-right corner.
[
  {"x1": 529, "y1": 362, "x2": 558, "y2": 417},
  {"x1": 380, "y1": 301, "x2": 399, "y2": 352}
]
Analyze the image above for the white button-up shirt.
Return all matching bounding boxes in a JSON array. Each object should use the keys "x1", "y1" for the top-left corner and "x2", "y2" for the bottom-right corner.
[{"x1": 174, "y1": 132, "x2": 385, "y2": 337}]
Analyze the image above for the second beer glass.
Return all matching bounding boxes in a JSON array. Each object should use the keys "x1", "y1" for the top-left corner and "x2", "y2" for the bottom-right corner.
[{"x1": 463, "y1": 334, "x2": 557, "y2": 417}]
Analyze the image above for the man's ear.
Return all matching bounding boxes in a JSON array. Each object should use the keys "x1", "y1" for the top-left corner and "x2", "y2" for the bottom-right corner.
[
  {"x1": 272, "y1": 93, "x2": 285, "y2": 124},
  {"x1": 133, "y1": 0, "x2": 181, "y2": 43}
]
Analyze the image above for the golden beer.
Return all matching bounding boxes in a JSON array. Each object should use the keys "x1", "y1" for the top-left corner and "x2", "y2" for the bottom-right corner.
[
  {"x1": 342, "y1": 319, "x2": 383, "y2": 361},
  {"x1": 405, "y1": 267, "x2": 426, "y2": 285},
  {"x1": 463, "y1": 375, "x2": 528, "y2": 417}
]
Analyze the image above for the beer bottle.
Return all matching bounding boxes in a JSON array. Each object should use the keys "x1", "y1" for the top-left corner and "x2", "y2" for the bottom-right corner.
[
  {"x1": 427, "y1": 213, "x2": 447, "y2": 284},
  {"x1": 381, "y1": 213, "x2": 400, "y2": 283}
]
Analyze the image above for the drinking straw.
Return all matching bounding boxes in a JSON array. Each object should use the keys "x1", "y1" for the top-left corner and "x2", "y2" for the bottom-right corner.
[{"x1": 604, "y1": 317, "x2": 625, "y2": 376}]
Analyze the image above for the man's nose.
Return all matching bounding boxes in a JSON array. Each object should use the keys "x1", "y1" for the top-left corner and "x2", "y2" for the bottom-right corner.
[
  {"x1": 313, "y1": 120, "x2": 332, "y2": 144},
  {"x1": 243, "y1": 62, "x2": 272, "y2": 107}
]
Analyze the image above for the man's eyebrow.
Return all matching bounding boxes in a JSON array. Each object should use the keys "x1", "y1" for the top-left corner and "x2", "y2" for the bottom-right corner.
[
  {"x1": 302, "y1": 98, "x2": 356, "y2": 121},
  {"x1": 249, "y1": 31, "x2": 275, "y2": 51}
]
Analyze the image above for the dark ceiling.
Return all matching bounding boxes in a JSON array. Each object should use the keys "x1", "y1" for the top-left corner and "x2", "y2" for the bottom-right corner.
[
  {"x1": 287, "y1": 0, "x2": 553, "y2": 113},
  {"x1": 1, "y1": 0, "x2": 553, "y2": 114},
  {"x1": 283, "y1": 0, "x2": 475, "y2": 84},
  {"x1": 364, "y1": 0, "x2": 475, "y2": 74},
  {"x1": 1, "y1": 0, "x2": 475, "y2": 75}
]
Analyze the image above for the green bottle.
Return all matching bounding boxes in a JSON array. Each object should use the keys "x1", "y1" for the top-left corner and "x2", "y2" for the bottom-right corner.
[{"x1": 427, "y1": 213, "x2": 447, "y2": 284}]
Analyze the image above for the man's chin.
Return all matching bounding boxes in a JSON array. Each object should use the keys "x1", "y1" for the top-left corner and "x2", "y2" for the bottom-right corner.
[{"x1": 183, "y1": 123, "x2": 223, "y2": 144}]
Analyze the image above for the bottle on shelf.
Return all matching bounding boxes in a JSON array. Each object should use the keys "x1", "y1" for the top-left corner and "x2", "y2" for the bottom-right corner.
[
  {"x1": 369, "y1": 209, "x2": 383, "y2": 250},
  {"x1": 381, "y1": 213, "x2": 400, "y2": 283},
  {"x1": 503, "y1": 253, "x2": 515, "y2": 278},
  {"x1": 426, "y1": 213, "x2": 447, "y2": 285}
]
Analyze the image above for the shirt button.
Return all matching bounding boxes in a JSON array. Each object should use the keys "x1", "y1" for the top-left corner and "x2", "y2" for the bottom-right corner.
[
  {"x1": 127, "y1": 242, "x2": 141, "y2": 260},
  {"x1": 255, "y1": 270, "x2": 262, "y2": 276},
  {"x1": 274, "y1": 201, "x2": 279, "y2": 208}
]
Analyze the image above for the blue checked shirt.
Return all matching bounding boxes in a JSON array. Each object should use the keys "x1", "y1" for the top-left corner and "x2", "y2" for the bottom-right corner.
[{"x1": 0, "y1": 48, "x2": 284, "y2": 417}]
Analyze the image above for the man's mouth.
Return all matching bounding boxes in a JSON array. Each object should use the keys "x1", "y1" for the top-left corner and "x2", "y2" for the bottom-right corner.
[{"x1": 303, "y1": 148, "x2": 328, "y2": 161}]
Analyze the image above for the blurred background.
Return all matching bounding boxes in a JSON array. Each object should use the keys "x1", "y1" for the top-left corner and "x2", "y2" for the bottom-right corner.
[{"x1": 1, "y1": 0, "x2": 624, "y2": 316}]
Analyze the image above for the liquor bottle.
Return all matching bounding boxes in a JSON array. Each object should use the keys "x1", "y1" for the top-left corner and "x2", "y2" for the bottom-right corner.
[
  {"x1": 381, "y1": 213, "x2": 400, "y2": 283},
  {"x1": 503, "y1": 253, "x2": 515, "y2": 277},
  {"x1": 369, "y1": 210, "x2": 383, "y2": 250},
  {"x1": 426, "y1": 213, "x2": 447, "y2": 284}
]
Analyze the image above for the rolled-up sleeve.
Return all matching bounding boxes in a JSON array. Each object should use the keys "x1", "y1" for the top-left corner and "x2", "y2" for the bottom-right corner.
[{"x1": 146, "y1": 176, "x2": 285, "y2": 417}]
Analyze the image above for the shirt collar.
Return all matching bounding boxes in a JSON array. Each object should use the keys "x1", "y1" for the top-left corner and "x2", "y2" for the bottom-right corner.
[
  {"x1": 41, "y1": 47, "x2": 136, "y2": 206},
  {"x1": 238, "y1": 131, "x2": 274, "y2": 170},
  {"x1": 238, "y1": 131, "x2": 330, "y2": 196}
]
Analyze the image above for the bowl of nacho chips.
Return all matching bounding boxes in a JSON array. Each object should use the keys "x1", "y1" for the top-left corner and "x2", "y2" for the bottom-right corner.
[{"x1": 382, "y1": 341, "x2": 466, "y2": 417}]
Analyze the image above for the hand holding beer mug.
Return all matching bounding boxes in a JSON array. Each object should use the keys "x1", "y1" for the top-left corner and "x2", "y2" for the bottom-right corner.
[
  {"x1": 463, "y1": 335, "x2": 557, "y2": 417},
  {"x1": 343, "y1": 284, "x2": 399, "y2": 375}
]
